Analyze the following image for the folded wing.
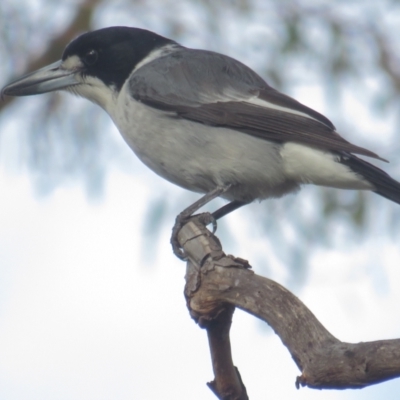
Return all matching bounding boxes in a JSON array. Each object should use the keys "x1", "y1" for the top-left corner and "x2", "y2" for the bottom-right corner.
[{"x1": 129, "y1": 48, "x2": 382, "y2": 160}]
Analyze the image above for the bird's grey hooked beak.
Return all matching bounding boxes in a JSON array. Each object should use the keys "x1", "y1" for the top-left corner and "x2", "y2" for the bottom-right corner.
[{"x1": 1, "y1": 60, "x2": 80, "y2": 97}]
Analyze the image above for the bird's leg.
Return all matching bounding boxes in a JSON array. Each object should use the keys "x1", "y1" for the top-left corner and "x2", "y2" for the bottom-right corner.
[
  {"x1": 212, "y1": 200, "x2": 247, "y2": 220},
  {"x1": 171, "y1": 185, "x2": 232, "y2": 259}
]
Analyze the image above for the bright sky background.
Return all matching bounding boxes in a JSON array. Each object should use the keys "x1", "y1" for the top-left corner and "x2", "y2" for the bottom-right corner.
[
  {"x1": 1, "y1": 158, "x2": 400, "y2": 400},
  {"x1": 1, "y1": 3, "x2": 400, "y2": 399}
]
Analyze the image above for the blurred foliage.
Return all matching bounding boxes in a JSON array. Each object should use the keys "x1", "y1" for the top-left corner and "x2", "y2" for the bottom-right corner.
[{"x1": 1, "y1": 0, "x2": 400, "y2": 282}]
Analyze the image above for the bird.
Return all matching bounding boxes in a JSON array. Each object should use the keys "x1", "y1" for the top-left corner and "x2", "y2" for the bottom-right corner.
[{"x1": 2, "y1": 26, "x2": 400, "y2": 257}]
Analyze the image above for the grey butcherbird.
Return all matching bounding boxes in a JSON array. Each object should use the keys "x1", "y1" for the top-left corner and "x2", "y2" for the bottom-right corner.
[{"x1": 2, "y1": 26, "x2": 400, "y2": 258}]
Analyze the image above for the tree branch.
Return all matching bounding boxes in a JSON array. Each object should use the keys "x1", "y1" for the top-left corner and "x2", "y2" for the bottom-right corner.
[{"x1": 178, "y1": 216, "x2": 400, "y2": 397}]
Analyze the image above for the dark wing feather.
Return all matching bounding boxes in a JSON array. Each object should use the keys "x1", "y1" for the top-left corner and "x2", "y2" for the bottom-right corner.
[{"x1": 130, "y1": 48, "x2": 383, "y2": 161}]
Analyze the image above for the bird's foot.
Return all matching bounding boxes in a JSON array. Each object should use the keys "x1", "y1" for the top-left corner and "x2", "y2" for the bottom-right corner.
[
  {"x1": 171, "y1": 186, "x2": 232, "y2": 259},
  {"x1": 171, "y1": 211, "x2": 218, "y2": 260}
]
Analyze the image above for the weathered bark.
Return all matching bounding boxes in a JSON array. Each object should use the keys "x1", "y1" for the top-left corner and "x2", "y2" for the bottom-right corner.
[{"x1": 178, "y1": 215, "x2": 400, "y2": 398}]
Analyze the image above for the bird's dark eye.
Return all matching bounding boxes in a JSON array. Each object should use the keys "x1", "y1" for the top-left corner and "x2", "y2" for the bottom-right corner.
[{"x1": 83, "y1": 49, "x2": 98, "y2": 66}]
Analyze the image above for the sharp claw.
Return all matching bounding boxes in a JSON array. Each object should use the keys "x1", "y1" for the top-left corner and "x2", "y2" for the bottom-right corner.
[{"x1": 211, "y1": 217, "x2": 217, "y2": 233}]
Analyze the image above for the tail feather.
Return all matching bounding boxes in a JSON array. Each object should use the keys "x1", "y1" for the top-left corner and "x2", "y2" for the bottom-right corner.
[{"x1": 340, "y1": 154, "x2": 400, "y2": 205}]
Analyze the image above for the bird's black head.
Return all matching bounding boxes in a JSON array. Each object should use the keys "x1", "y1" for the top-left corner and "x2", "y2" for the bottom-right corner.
[
  {"x1": 63, "y1": 26, "x2": 176, "y2": 91},
  {"x1": 1, "y1": 26, "x2": 177, "y2": 99}
]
